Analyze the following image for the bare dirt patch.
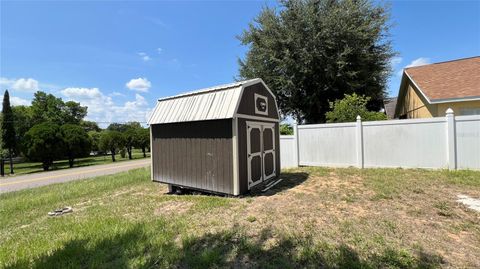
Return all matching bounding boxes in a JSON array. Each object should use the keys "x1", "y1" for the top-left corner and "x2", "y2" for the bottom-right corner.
[
  {"x1": 154, "y1": 200, "x2": 194, "y2": 216},
  {"x1": 184, "y1": 168, "x2": 480, "y2": 268}
]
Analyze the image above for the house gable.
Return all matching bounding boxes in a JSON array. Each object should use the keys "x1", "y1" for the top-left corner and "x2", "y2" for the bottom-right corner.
[{"x1": 395, "y1": 72, "x2": 437, "y2": 118}]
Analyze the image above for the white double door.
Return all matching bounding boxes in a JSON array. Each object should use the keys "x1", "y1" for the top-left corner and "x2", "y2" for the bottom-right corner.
[{"x1": 246, "y1": 122, "x2": 276, "y2": 189}]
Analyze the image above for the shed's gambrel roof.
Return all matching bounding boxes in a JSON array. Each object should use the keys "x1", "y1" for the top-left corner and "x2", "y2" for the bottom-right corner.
[{"x1": 148, "y1": 78, "x2": 271, "y2": 124}]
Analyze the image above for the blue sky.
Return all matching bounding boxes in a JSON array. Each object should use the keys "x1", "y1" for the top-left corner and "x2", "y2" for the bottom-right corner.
[{"x1": 1, "y1": 0, "x2": 479, "y2": 124}]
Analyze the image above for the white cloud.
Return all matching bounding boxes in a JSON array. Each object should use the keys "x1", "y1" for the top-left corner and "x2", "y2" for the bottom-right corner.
[
  {"x1": 61, "y1": 87, "x2": 152, "y2": 126},
  {"x1": 0, "y1": 77, "x2": 39, "y2": 92},
  {"x1": 125, "y1": 77, "x2": 151, "y2": 92},
  {"x1": 405, "y1": 57, "x2": 430, "y2": 68},
  {"x1": 397, "y1": 57, "x2": 431, "y2": 76},
  {"x1": 10, "y1": 96, "x2": 30, "y2": 106},
  {"x1": 0, "y1": 95, "x2": 30, "y2": 110},
  {"x1": 138, "y1": 52, "x2": 151, "y2": 62},
  {"x1": 157, "y1": 48, "x2": 163, "y2": 54},
  {"x1": 110, "y1": 91, "x2": 126, "y2": 97},
  {"x1": 390, "y1": 56, "x2": 402, "y2": 67},
  {"x1": 145, "y1": 17, "x2": 168, "y2": 29}
]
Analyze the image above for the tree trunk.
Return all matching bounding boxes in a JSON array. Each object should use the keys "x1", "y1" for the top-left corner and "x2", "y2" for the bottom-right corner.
[
  {"x1": 111, "y1": 149, "x2": 116, "y2": 162},
  {"x1": 127, "y1": 147, "x2": 132, "y2": 160},
  {"x1": 69, "y1": 158, "x2": 74, "y2": 168},
  {"x1": 142, "y1": 148, "x2": 146, "y2": 158},
  {"x1": 9, "y1": 150, "x2": 14, "y2": 174},
  {"x1": 1, "y1": 159, "x2": 5, "y2": 176},
  {"x1": 43, "y1": 162, "x2": 49, "y2": 171}
]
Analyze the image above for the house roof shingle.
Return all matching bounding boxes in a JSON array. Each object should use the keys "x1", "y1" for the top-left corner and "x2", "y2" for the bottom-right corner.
[{"x1": 404, "y1": 56, "x2": 480, "y2": 102}]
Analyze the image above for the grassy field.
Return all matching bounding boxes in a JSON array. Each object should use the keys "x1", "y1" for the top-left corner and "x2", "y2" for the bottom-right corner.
[
  {"x1": 2, "y1": 149, "x2": 150, "y2": 177},
  {"x1": 1, "y1": 167, "x2": 479, "y2": 268}
]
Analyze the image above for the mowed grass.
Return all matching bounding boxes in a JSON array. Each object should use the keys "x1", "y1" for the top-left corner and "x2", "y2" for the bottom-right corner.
[
  {"x1": 1, "y1": 167, "x2": 480, "y2": 268},
  {"x1": 2, "y1": 149, "x2": 150, "y2": 177}
]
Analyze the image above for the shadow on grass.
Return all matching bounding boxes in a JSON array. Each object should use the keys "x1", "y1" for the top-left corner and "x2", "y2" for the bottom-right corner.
[
  {"x1": 179, "y1": 227, "x2": 443, "y2": 269},
  {"x1": 171, "y1": 172, "x2": 310, "y2": 198},
  {"x1": 250, "y1": 171, "x2": 310, "y2": 197},
  {"x1": 5, "y1": 224, "x2": 178, "y2": 269},
  {"x1": 6, "y1": 225, "x2": 443, "y2": 269}
]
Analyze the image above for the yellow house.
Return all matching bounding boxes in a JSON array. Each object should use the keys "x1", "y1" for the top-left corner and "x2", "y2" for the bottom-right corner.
[{"x1": 395, "y1": 56, "x2": 480, "y2": 118}]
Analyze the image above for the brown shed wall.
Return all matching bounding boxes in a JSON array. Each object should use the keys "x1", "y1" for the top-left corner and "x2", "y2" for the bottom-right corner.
[
  {"x1": 151, "y1": 119, "x2": 234, "y2": 195},
  {"x1": 237, "y1": 83, "x2": 279, "y2": 119}
]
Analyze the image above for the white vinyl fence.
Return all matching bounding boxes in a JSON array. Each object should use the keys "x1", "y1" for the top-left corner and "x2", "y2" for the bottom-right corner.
[{"x1": 280, "y1": 110, "x2": 480, "y2": 170}]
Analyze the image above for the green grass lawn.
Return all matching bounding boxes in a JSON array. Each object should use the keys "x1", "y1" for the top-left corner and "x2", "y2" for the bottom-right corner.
[
  {"x1": 1, "y1": 167, "x2": 479, "y2": 268},
  {"x1": 2, "y1": 149, "x2": 150, "y2": 177}
]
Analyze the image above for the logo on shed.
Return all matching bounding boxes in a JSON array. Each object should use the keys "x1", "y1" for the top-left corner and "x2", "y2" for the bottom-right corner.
[{"x1": 254, "y1": 94, "x2": 268, "y2": 116}]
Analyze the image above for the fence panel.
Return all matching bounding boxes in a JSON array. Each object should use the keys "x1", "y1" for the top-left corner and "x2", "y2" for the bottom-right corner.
[
  {"x1": 279, "y1": 136, "x2": 297, "y2": 168},
  {"x1": 456, "y1": 115, "x2": 480, "y2": 169},
  {"x1": 362, "y1": 119, "x2": 447, "y2": 168},
  {"x1": 279, "y1": 114, "x2": 480, "y2": 171},
  {"x1": 298, "y1": 123, "x2": 357, "y2": 167}
]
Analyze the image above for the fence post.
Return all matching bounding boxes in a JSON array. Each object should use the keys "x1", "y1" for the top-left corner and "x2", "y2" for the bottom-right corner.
[
  {"x1": 356, "y1": 115, "x2": 364, "y2": 168},
  {"x1": 446, "y1": 108, "x2": 457, "y2": 170},
  {"x1": 293, "y1": 123, "x2": 300, "y2": 167}
]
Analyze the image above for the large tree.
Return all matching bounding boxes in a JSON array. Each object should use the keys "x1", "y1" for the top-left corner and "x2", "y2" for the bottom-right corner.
[
  {"x1": 238, "y1": 0, "x2": 395, "y2": 123},
  {"x1": 134, "y1": 127, "x2": 150, "y2": 158},
  {"x1": 81, "y1": 120, "x2": 101, "y2": 132},
  {"x1": 123, "y1": 128, "x2": 137, "y2": 160},
  {"x1": 61, "y1": 124, "x2": 91, "y2": 167},
  {"x1": 31, "y1": 91, "x2": 87, "y2": 125},
  {"x1": 12, "y1": 105, "x2": 33, "y2": 155},
  {"x1": 31, "y1": 91, "x2": 65, "y2": 124},
  {"x1": 1, "y1": 90, "x2": 16, "y2": 174},
  {"x1": 107, "y1": 123, "x2": 129, "y2": 133},
  {"x1": 23, "y1": 122, "x2": 65, "y2": 171},
  {"x1": 63, "y1": 101, "x2": 88, "y2": 124},
  {"x1": 99, "y1": 131, "x2": 124, "y2": 162},
  {"x1": 88, "y1": 131, "x2": 102, "y2": 154}
]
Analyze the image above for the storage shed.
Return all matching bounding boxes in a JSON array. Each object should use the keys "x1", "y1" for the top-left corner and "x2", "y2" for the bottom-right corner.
[{"x1": 148, "y1": 78, "x2": 280, "y2": 196}]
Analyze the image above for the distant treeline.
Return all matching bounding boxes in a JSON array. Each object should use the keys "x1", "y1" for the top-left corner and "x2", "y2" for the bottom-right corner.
[{"x1": 1, "y1": 90, "x2": 149, "y2": 172}]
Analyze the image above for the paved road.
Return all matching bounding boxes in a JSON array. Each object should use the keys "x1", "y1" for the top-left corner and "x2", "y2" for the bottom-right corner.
[{"x1": 0, "y1": 159, "x2": 151, "y2": 193}]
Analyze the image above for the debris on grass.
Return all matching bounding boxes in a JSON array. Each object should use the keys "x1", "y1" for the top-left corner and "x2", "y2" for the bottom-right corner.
[
  {"x1": 47, "y1": 207, "x2": 73, "y2": 216},
  {"x1": 457, "y1": 194, "x2": 480, "y2": 212}
]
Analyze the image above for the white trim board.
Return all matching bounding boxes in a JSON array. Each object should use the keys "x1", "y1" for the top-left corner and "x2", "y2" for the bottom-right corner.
[
  {"x1": 232, "y1": 118, "x2": 240, "y2": 196},
  {"x1": 236, "y1": 113, "x2": 279, "y2": 122}
]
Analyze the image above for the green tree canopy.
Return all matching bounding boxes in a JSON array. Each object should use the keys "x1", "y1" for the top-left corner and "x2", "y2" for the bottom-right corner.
[
  {"x1": 123, "y1": 128, "x2": 137, "y2": 160},
  {"x1": 88, "y1": 131, "x2": 102, "y2": 153},
  {"x1": 107, "y1": 123, "x2": 129, "y2": 133},
  {"x1": 238, "y1": 0, "x2": 394, "y2": 123},
  {"x1": 134, "y1": 127, "x2": 150, "y2": 158},
  {"x1": 99, "y1": 131, "x2": 124, "y2": 162},
  {"x1": 31, "y1": 91, "x2": 87, "y2": 125},
  {"x1": 325, "y1": 93, "x2": 387, "y2": 123},
  {"x1": 1, "y1": 90, "x2": 16, "y2": 173},
  {"x1": 1, "y1": 91, "x2": 16, "y2": 151},
  {"x1": 12, "y1": 105, "x2": 34, "y2": 154},
  {"x1": 63, "y1": 101, "x2": 88, "y2": 124},
  {"x1": 23, "y1": 122, "x2": 65, "y2": 171},
  {"x1": 81, "y1": 120, "x2": 101, "y2": 132},
  {"x1": 280, "y1": 124, "x2": 294, "y2": 135},
  {"x1": 61, "y1": 124, "x2": 91, "y2": 167}
]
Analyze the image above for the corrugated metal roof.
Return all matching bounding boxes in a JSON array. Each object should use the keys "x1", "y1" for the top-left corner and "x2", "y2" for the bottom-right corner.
[{"x1": 148, "y1": 79, "x2": 261, "y2": 124}]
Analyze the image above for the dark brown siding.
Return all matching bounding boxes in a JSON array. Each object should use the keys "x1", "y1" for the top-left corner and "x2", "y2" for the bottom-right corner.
[
  {"x1": 237, "y1": 118, "x2": 280, "y2": 194},
  {"x1": 151, "y1": 119, "x2": 234, "y2": 195},
  {"x1": 237, "y1": 83, "x2": 278, "y2": 119}
]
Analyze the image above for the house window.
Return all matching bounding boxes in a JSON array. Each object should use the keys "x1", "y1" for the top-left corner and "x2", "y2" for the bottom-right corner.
[
  {"x1": 254, "y1": 94, "x2": 268, "y2": 116},
  {"x1": 459, "y1": 108, "x2": 480, "y2": 116}
]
